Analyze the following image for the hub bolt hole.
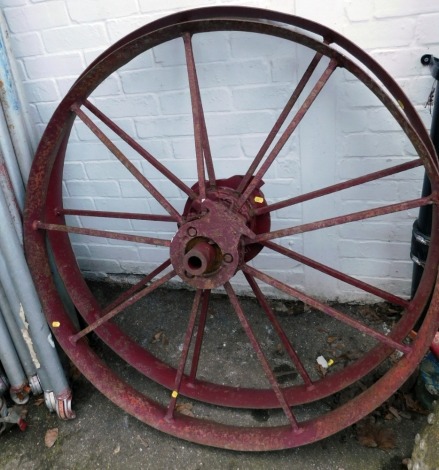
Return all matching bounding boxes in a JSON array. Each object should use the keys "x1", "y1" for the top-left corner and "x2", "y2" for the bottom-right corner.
[
  {"x1": 187, "y1": 227, "x2": 197, "y2": 237},
  {"x1": 223, "y1": 253, "x2": 233, "y2": 263}
]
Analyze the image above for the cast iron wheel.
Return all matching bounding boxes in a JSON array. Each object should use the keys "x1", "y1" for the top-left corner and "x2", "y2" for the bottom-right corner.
[{"x1": 24, "y1": 7, "x2": 439, "y2": 450}]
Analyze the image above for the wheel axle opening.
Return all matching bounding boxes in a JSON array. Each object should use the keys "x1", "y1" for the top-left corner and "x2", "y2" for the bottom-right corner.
[
  {"x1": 187, "y1": 256, "x2": 202, "y2": 271},
  {"x1": 183, "y1": 238, "x2": 222, "y2": 276}
]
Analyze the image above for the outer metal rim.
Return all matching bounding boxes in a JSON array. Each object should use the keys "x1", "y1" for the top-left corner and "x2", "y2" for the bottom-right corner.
[{"x1": 24, "y1": 6, "x2": 439, "y2": 450}]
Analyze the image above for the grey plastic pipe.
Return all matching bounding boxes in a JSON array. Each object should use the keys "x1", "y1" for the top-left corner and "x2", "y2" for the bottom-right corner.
[
  {"x1": 0, "y1": 282, "x2": 38, "y2": 381},
  {"x1": 0, "y1": 309, "x2": 28, "y2": 404},
  {"x1": 0, "y1": 12, "x2": 34, "y2": 185},
  {"x1": 0, "y1": 254, "x2": 49, "y2": 393},
  {"x1": 0, "y1": 188, "x2": 72, "y2": 412},
  {"x1": 0, "y1": 106, "x2": 25, "y2": 213},
  {"x1": 0, "y1": 143, "x2": 23, "y2": 242},
  {"x1": 0, "y1": 10, "x2": 74, "y2": 419}
]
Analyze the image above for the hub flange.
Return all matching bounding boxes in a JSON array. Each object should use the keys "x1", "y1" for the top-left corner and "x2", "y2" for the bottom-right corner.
[{"x1": 170, "y1": 199, "x2": 255, "y2": 289}]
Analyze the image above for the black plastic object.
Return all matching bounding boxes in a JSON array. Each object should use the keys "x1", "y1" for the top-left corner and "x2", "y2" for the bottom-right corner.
[{"x1": 411, "y1": 55, "x2": 439, "y2": 298}]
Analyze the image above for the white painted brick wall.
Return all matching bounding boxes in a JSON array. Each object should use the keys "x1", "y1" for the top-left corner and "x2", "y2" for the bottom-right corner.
[{"x1": 3, "y1": 0, "x2": 438, "y2": 301}]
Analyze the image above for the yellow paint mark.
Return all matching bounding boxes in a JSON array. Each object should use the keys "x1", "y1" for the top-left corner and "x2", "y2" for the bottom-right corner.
[
  {"x1": 52, "y1": 321, "x2": 61, "y2": 328},
  {"x1": 171, "y1": 390, "x2": 178, "y2": 398},
  {"x1": 254, "y1": 196, "x2": 264, "y2": 203}
]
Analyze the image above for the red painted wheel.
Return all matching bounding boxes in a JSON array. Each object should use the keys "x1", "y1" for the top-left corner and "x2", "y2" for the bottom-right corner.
[{"x1": 24, "y1": 7, "x2": 439, "y2": 450}]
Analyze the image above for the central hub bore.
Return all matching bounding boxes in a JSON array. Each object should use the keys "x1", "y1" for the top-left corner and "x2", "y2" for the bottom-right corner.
[{"x1": 183, "y1": 237, "x2": 222, "y2": 276}]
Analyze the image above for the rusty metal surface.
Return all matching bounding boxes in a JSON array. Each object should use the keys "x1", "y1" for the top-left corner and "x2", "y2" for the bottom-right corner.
[
  {"x1": 264, "y1": 240, "x2": 410, "y2": 307},
  {"x1": 236, "y1": 59, "x2": 338, "y2": 212},
  {"x1": 83, "y1": 99, "x2": 197, "y2": 200},
  {"x1": 23, "y1": 6, "x2": 439, "y2": 451},
  {"x1": 34, "y1": 220, "x2": 171, "y2": 247},
  {"x1": 256, "y1": 159, "x2": 424, "y2": 216},
  {"x1": 251, "y1": 196, "x2": 434, "y2": 244}
]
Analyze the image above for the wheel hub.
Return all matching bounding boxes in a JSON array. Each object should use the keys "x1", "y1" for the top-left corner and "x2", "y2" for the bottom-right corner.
[
  {"x1": 171, "y1": 198, "x2": 253, "y2": 289},
  {"x1": 170, "y1": 176, "x2": 270, "y2": 289}
]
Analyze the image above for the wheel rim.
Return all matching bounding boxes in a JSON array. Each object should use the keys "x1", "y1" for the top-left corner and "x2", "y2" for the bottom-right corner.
[{"x1": 24, "y1": 6, "x2": 439, "y2": 450}]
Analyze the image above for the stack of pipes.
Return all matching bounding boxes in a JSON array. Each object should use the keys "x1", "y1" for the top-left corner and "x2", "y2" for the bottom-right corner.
[{"x1": 0, "y1": 11, "x2": 74, "y2": 432}]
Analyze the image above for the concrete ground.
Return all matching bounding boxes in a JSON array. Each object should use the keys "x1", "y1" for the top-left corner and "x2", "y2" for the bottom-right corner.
[
  {"x1": 0, "y1": 283, "x2": 432, "y2": 469},
  {"x1": 0, "y1": 384, "x2": 427, "y2": 470}
]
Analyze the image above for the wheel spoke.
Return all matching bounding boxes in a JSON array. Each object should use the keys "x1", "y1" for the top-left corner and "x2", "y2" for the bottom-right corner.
[
  {"x1": 189, "y1": 289, "x2": 210, "y2": 382},
  {"x1": 59, "y1": 208, "x2": 176, "y2": 222},
  {"x1": 70, "y1": 269, "x2": 176, "y2": 343},
  {"x1": 242, "y1": 265, "x2": 411, "y2": 354},
  {"x1": 237, "y1": 51, "x2": 323, "y2": 194},
  {"x1": 264, "y1": 241, "x2": 409, "y2": 307},
  {"x1": 166, "y1": 289, "x2": 203, "y2": 420},
  {"x1": 34, "y1": 220, "x2": 171, "y2": 247},
  {"x1": 244, "y1": 273, "x2": 314, "y2": 387},
  {"x1": 249, "y1": 196, "x2": 432, "y2": 244},
  {"x1": 183, "y1": 32, "x2": 215, "y2": 197},
  {"x1": 72, "y1": 103, "x2": 182, "y2": 222},
  {"x1": 235, "y1": 58, "x2": 338, "y2": 211},
  {"x1": 256, "y1": 159, "x2": 423, "y2": 216},
  {"x1": 225, "y1": 282, "x2": 300, "y2": 430},
  {"x1": 102, "y1": 259, "x2": 172, "y2": 314},
  {"x1": 83, "y1": 100, "x2": 197, "y2": 199}
]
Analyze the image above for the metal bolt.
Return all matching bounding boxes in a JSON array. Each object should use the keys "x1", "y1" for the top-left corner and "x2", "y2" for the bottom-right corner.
[
  {"x1": 223, "y1": 253, "x2": 233, "y2": 263},
  {"x1": 187, "y1": 227, "x2": 197, "y2": 237}
]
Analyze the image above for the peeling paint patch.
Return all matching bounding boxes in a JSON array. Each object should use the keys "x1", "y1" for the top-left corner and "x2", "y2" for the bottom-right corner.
[
  {"x1": 19, "y1": 304, "x2": 41, "y2": 369},
  {"x1": 47, "y1": 334, "x2": 55, "y2": 348}
]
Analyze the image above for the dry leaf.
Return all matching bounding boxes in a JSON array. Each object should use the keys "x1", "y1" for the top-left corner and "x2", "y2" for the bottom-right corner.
[
  {"x1": 45, "y1": 428, "x2": 59, "y2": 448},
  {"x1": 113, "y1": 444, "x2": 120, "y2": 454},
  {"x1": 152, "y1": 331, "x2": 163, "y2": 342},
  {"x1": 388, "y1": 406, "x2": 402, "y2": 422},
  {"x1": 33, "y1": 397, "x2": 45, "y2": 407},
  {"x1": 403, "y1": 393, "x2": 429, "y2": 415},
  {"x1": 356, "y1": 305, "x2": 380, "y2": 321},
  {"x1": 356, "y1": 422, "x2": 396, "y2": 450},
  {"x1": 136, "y1": 434, "x2": 149, "y2": 448},
  {"x1": 387, "y1": 307, "x2": 400, "y2": 315},
  {"x1": 317, "y1": 327, "x2": 330, "y2": 334},
  {"x1": 375, "y1": 428, "x2": 396, "y2": 450},
  {"x1": 274, "y1": 343, "x2": 284, "y2": 356},
  {"x1": 399, "y1": 411, "x2": 411, "y2": 420},
  {"x1": 315, "y1": 364, "x2": 327, "y2": 377},
  {"x1": 327, "y1": 336, "x2": 338, "y2": 344},
  {"x1": 357, "y1": 432, "x2": 378, "y2": 448},
  {"x1": 175, "y1": 402, "x2": 194, "y2": 417},
  {"x1": 152, "y1": 331, "x2": 169, "y2": 346}
]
